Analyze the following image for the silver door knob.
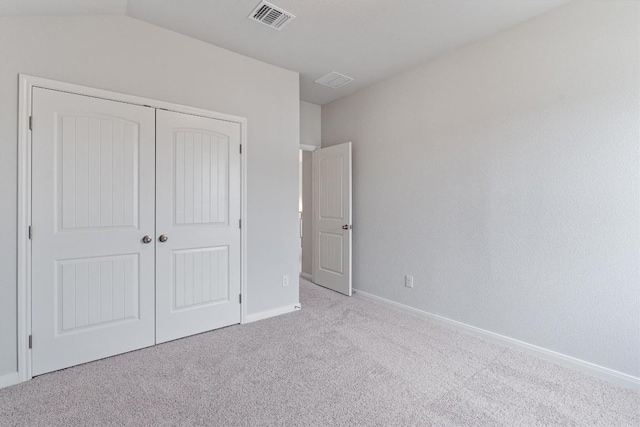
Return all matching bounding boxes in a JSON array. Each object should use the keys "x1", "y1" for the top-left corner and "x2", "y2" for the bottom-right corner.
[
  {"x1": 159, "y1": 234, "x2": 168, "y2": 243},
  {"x1": 142, "y1": 235, "x2": 152, "y2": 244}
]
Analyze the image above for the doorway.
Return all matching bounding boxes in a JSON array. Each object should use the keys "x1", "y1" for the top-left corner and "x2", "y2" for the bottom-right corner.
[
  {"x1": 299, "y1": 148, "x2": 314, "y2": 281},
  {"x1": 299, "y1": 143, "x2": 353, "y2": 296}
]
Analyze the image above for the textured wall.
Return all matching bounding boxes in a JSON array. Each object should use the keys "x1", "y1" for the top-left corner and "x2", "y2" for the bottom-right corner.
[
  {"x1": 0, "y1": 16, "x2": 300, "y2": 378},
  {"x1": 322, "y1": 1, "x2": 640, "y2": 376}
]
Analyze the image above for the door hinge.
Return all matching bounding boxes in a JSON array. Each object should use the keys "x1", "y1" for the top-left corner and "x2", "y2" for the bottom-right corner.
[
  {"x1": 239, "y1": 219, "x2": 242, "y2": 229},
  {"x1": 239, "y1": 144, "x2": 242, "y2": 154},
  {"x1": 239, "y1": 294, "x2": 242, "y2": 304},
  {"x1": 28, "y1": 226, "x2": 32, "y2": 240},
  {"x1": 28, "y1": 335, "x2": 32, "y2": 349},
  {"x1": 29, "y1": 116, "x2": 33, "y2": 131}
]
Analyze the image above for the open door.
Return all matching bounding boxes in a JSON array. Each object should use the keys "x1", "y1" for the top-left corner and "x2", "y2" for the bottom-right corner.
[{"x1": 312, "y1": 142, "x2": 352, "y2": 296}]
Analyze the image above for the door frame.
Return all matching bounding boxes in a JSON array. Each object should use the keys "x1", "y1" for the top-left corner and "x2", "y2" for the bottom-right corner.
[
  {"x1": 299, "y1": 144, "x2": 318, "y2": 283},
  {"x1": 17, "y1": 74, "x2": 248, "y2": 385}
]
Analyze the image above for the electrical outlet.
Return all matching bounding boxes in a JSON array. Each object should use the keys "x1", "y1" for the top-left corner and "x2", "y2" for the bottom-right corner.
[
  {"x1": 405, "y1": 275, "x2": 414, "y2": 288},
  {"x1": 282, "y1": 275, "x2": 289, "y2": 287}
]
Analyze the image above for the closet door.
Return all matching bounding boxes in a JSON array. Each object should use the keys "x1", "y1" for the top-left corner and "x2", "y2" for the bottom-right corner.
[
  {"x1": 31, "y1": 88, "x2": 156, "y2": 375},
  {"x1": 155, "y1": 110, "x2": 242, "y2": 343}
]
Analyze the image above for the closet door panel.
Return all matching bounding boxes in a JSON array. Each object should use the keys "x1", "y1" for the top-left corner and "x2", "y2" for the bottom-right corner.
[
  {"x1": 31, "y1": 88, "x2": 156, "y2": 376},
  {"x1": 155, "y1": 110, "x2": 241, "y2": 343}
]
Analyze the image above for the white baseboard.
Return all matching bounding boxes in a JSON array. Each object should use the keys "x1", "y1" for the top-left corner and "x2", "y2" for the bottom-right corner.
[
  {"x1": 300, "y1": 273, "x2": 314, "y2": 282},
  {"x1": 244, "y1": 304, "x2": 301, "y2": 324},
  {"x1": 0, "y1": 372, "x2": 21, "y2": 389},
  {"x1": 353, "y1": 288, "x2": 639, "y2": 391}
]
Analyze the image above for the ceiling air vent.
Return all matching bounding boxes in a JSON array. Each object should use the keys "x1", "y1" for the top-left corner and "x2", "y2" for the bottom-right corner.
[
  {"x1": 249, "y1": 1, "x2": 295, "y2": 31},
  {"x1": 314, "y1": 72, "x2": 354, "y2": 89}
]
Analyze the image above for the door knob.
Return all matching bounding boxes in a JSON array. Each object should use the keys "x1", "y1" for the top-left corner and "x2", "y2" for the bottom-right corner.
[
  {"x1": 142, "y1": 235, "x2": 152, "y2": 244},
  {"x1": 159, "y1": 234, "x2": 168, "y2": 243},
  {"x1": 342, "y1": 224, "x2": 349, "y2": 230}
]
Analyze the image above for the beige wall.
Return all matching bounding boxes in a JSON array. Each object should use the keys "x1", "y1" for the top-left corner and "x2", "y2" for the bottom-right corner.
[
  {"x1": 322, "y1": 1, "x2": 640, "y2": 377},
  {"x1": 0, "y1": 16, "x2": 300, "y2": 379}
]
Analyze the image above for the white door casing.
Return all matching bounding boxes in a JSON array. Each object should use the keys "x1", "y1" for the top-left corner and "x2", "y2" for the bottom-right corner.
[
  {"x1": 155, "y1": 110, "x2": 242, "y2": 343},
  {"x1": 31, "y1": 88, "x2": 156, "y2": 375},
  {"x1": 312, "y1": 142, "x2": 352, "y2": 296}
]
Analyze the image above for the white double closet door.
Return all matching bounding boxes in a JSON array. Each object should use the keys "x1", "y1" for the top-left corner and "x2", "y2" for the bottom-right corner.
[{"x1": 31, "y1": 88, "x2": 241, "y2": 376}]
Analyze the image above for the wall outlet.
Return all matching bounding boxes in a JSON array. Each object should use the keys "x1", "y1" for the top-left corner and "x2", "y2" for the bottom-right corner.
[
  {"x1": 405, "y1": 275, "x2": 414, "y2": 288},
  {"x1": 282, "y1": 275, "x2": 289, "y2": 287}
]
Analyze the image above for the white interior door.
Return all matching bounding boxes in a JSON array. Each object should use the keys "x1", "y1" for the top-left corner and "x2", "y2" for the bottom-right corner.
[
  {"x1": 155, "y1": 110, "x2": 242, "y2": 343},
  {"x1": 31, "y1": 88, "x2": 156, "y2": 375},
  {"x1": 312, "y1": 142, "x2": 352, "y2": 296}
]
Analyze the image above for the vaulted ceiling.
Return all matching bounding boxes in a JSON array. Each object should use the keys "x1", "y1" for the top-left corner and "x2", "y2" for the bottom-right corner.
[{"x1": 0, "y1": 0, "x2": 571, "y2": 105}]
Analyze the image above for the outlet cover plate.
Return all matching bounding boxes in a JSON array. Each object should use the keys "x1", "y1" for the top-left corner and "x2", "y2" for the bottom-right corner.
[{"x1": 405, "y1": 275, "x2": 414, "y2": 288}]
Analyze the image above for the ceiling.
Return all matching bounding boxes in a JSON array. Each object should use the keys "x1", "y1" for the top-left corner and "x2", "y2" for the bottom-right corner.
[
  {"x1": 0, "y1": 0, "x2": 571, "y2": 105},
  {"x1": 0, "y1": 0, "x2": 127, "y2": 16}
]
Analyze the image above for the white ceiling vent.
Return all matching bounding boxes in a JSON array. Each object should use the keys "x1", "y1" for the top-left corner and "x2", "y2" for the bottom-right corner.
[
  {"x1": 314, "y1": 72, "x2": 354, "y2": 89},
  {"x1": 249, "y1": 1, "x2": 295, "y2": 31}
]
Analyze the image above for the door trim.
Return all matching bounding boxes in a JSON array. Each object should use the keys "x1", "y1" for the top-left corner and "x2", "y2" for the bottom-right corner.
[
  {"x1": 17, "y1": 74, "x2": 248, "y2": 386},
  {"x1": 299, "y1": 144, "x2": 318, "y2": 152}
]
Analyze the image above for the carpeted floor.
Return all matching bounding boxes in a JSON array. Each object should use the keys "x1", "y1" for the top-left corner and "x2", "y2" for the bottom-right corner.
[{"x1": 1, "y1": 278, "x2": 638, "y2": 426}]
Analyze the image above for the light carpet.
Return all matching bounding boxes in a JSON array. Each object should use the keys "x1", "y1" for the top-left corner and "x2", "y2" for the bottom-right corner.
[{"x1": 1, "y1": 278, "x2": 638, "y2": 426}]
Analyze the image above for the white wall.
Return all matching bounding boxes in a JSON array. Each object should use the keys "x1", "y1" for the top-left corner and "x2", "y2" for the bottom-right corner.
[
  {"x1": 300, "y1": 101, "x2": 321, "y2": 275},
  {"x1": 300, "y1": 101, "x2": 321, "y2": 148},
  {"x1": 322, "y1": 1, "x2": 639, "y2": 378},
  {"x1": 0, "y1": 16, "x2": 300, "y2": 379}
]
